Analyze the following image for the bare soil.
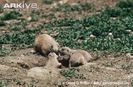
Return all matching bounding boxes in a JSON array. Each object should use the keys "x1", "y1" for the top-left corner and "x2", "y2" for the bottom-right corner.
[{"x1": 0, "y1": 48, "x2": 132, "y2": 87}]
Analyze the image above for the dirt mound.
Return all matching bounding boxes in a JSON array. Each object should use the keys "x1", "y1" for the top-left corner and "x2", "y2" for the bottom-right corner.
[
  {"x1": 0, "y1": 51, "x2": 132, "y2": 87},
  {"x1": 27, "y1": 67, "x2": 60, "y2": 80}
]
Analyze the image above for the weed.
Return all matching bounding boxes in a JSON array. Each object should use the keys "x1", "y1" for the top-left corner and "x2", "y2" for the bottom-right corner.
[
  {"x1": 0, "y1": 10, "x2": 22, "y2": 20},
  {"x1": 0, "y1": 29, "x2": 40, "y2": 49},
  {"x1": 30, "y1": 10, "x2": 40, "y2": 21},
  {"x1": 0, "y1": 0, "x2": 133, "y2": 56},
  {"x1": 131, "y1": 80, "x2": 133, "y2": 87},
  {"x1": 54, "y1": 2, "x2": 93, "y2": 12},
  {"x1": 10, "y1": 20, "x2": 28, "y2": 31},
  {"x1": 60, "y1": 68, "x2": 77, "y2": 78},
  {"x1": 43, "y1": 0, "x2": 53, "y2": 4},
  {"x1": 0, "y1": 45, "x2": 11, "y2": 57},
  {"x1": 0, "y1": 4, "x2": 3, "y2": 13},
  {"x1": 117, "y1": 0, "x2": 133, "y2": 8},
  {"x1": 0, "y1": 20, "x2": 5, "y2": 26},
  {"x1": 0, "y1": 80, "x2": 8, "y2": 87}
]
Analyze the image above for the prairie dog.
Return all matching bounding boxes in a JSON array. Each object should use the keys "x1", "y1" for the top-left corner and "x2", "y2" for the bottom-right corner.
[
  {"x1": 59, "y1": 47, "x2": 76, "y2": 55},
  {"x1": 69, "y1": 52, "x2": 87, "y2": 67},
  {"x1": 75, "y1": 50, "x2": 93, "y2": 62},
  {"x1": 59, "y1": 47, "x2": 93, "y2": 62},
  {"x1": 46, "y1": 52, "x2": 61, "y2": 68},
  {"x1": 34, "y1": 34, "x2": 60, "y2": 56}
]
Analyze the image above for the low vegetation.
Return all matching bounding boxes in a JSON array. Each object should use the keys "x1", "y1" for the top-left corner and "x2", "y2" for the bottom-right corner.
[
  {"x1": 0, "y1": 0, "x2": 133, "y2": 56},
  {"x1": 43, "y1": 0, "x2": 53, "y2": 4},
  {"x1": 0, "y1": 10, "x2": 22, "y2": 20},
  {"x1": 0, "y1": 80, "x2": 8, "y2": 87},
  {"x1": 54, "y1": 2, "x2": 94, "y2": 12},
  {"x1": 60, "y1": 68, "x2": 77, "y2": 78}
]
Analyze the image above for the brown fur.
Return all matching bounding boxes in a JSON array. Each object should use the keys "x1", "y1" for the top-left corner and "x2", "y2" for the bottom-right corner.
[
  {"x1": 46, "y1": 52, "x2": 61, "y2": 68},
  {"x1": 34, "y1": 34, "x2": 59, "y2": 56},
  {"x1": 59, "y1": 47, "x2": 93, "y2": 62},
  {"x1": 59, "y1": 47, "x2": 75, "y2": 55},
  {"x1": 75, "y1": 50, "x2": 93, "y2": 62},
  {"x1": 69, "y1": 52, "x2": 87, "y2": 67}
]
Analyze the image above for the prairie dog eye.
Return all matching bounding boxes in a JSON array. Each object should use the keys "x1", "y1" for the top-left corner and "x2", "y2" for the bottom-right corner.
[
  {"x1": 61, "y1": 49, "x2": 65, "y2": 51},
  {"x1": 65, "y1": 49, "x2": 68, "y2": 52},
  {"x1": 48, "y1": 52, "x2": 54, "y2": 57},
  {"x1": 48, "y1": 54, "x2": 52, "y2": 57}
]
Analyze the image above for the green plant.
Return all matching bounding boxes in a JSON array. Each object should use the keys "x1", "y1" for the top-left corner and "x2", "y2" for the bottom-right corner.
[
  {"x1": 117, "y1": 0, "x2": 133, "y2": 8},
  {"x1": 0, "y1": 45, "x2": 11, "y2": 57},
  {"x1": 30, "y1": 10, "x2": 40, "y2": 21},
  {"x1": 121, "y1": 63, "x2": 133, "y2": 70},
  {"x1": 43, "y1": 0, "x2": 53, "y2": 4},
  {"x1": 0, "y1": 20, "x2": 5, "y2": 26},
  {"x1": 131, "y1": 80, "x2": 133, "y2": 87},
  {"x1": 0, "y1": 10, "x2": 22, "y2": 20},
  {"x1": 0, "y1": 80, "x2": 8, "y2": 87},
  {"x1": 0, "y1": 0, "x2": 133, "y2": 56},
  {"x1": 60, "y1": 68, "x2": 77, "y2": 78},
  {"x1": 10, "y1": 20, "x2": 28, "y2": 31},
  {"x1": 0, "y1": 5, "x2": 3, "y2": 13},
  {"x1": 54, "y1": 2, "x2": 93, "y2": 12}
]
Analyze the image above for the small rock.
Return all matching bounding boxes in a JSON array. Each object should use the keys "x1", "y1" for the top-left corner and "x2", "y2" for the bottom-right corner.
[
  {"x1": 126, "y1": 30, "x2": 132, "y2": 33},
  {"x1": 27, "y1": 16, "x2": 32, "y2": 21},
  {"x1": 108, "y1": 32, "x2": 113, "y2": 36},
  {"x1": 89, "y1": 34, "x2": 96, "y2": 40},
  {"x1": 30, "y1": 49, "x2": 35, "y2": 53},
  {"x1": 126, "y1": 53, "x2": 133, "y2": 59}
]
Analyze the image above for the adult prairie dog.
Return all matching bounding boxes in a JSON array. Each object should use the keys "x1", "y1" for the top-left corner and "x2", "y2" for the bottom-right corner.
[
  {"x1": 59, "y1": 47, "x2": 93, "y2": 62},
  {"x1": 46, "y1": 52, "x2": 61, "y2": 68},
  {"x1": 34, "y1": 34, "x2": 60, "y2": 56}
]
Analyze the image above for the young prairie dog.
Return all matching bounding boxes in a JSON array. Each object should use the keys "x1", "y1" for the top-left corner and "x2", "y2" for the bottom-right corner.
[
  {"x1": 59, "y1": 47, "x2": 93, "y2": 67},
  {"x1": 59, "y1": 47, "x2": 93, "y2": 62},
  {"x1": 75, "y1": 50, "x2": 93, "y2": 62},
  {"x1": 59, "y1": 47, "x2": 75, "y2": 55},
  {"x1": 46, "y1": 52, "x2": 61, "y2": 68},
  {"x1": 69, "y1": 52, "x2": 87, "y2": 67},
  {"x1": 34, "y1": 34, "x2": 60, "y2": 56}
]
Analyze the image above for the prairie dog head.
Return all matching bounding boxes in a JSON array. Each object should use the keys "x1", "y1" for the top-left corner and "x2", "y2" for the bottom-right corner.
[
  {"x1": 47, "y1": 52, "x2": 61, "y2": 68},
  {"x1": 59, "y1": 47, "x2": 73, "y2": 55},
  {"x1": 51, "y1": 43, "x2": 60, "y2": 53},
  {"x1": 48, "y1": 52, "x2": 58, "y2": 59}
]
